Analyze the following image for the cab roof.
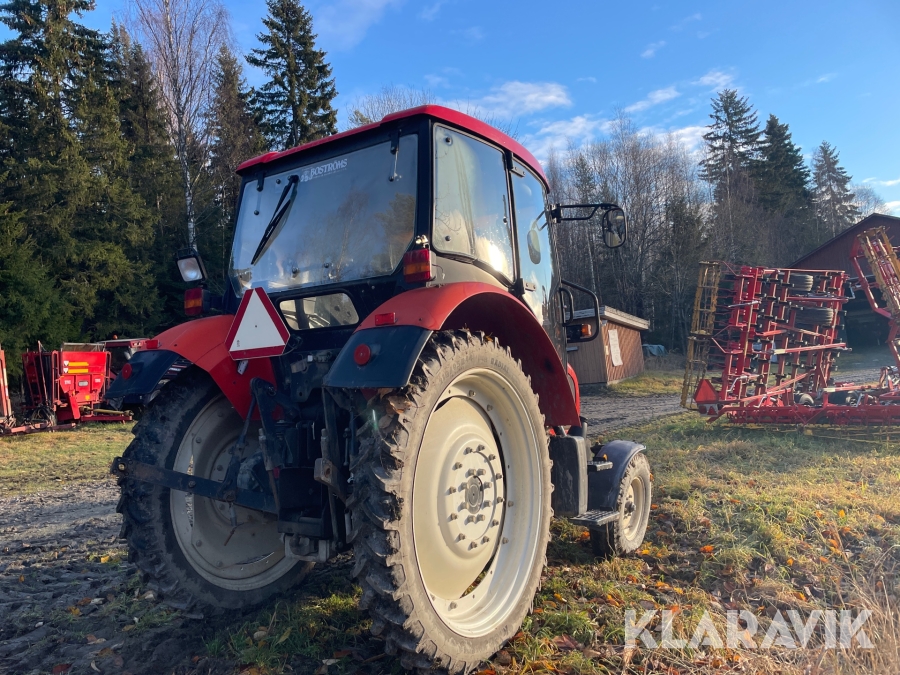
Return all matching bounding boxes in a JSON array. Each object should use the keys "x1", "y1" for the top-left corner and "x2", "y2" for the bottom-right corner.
[{"x1": 235, "y1": 105, "x2": 547, "y2": 185}]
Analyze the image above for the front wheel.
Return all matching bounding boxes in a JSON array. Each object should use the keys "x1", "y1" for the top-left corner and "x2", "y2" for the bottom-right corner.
[
  {"x1": 116, "y1": 371, "x2": 311, "y2": 611},
  {"x1": 350, "y1": 330, "x2": 552, "y2": 673},
  {"x1": 591, "y1": 453, "x2": 652, "y2": 557}
]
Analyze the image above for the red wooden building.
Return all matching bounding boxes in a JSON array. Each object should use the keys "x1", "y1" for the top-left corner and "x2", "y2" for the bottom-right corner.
[{"x1": 791, "y1": 213, "x2": 900, "y2": 347}]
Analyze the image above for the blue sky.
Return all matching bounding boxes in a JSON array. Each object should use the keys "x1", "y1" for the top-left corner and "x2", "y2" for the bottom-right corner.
[{"x1": 4, "y1": 0, "x2": 900, "y2": 212}]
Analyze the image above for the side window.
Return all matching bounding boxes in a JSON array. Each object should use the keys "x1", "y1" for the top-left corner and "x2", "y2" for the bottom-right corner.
[
  {"x1": 433, "y1": 126, "x2": 514, "y2": 280},
  {"x1": 512, "y1": 163, "x2": 557, "y2": 324}
]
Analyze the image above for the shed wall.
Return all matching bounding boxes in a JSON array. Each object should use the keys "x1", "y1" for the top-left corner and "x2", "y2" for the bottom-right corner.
[{"x1": 566, "y1": 321, "x2": 645, "y2": 385}]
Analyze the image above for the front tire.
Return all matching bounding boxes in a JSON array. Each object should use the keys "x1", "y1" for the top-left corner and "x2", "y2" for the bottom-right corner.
[
  {"x1": 590, "y1": 453, "x2": 652, "y2": 557},
  {"x1": 350, "y1": 330, "x2": 552, "y2": 673},
  {"x1": 116, "y1": 370, "x2": 311, "y2": 611}
]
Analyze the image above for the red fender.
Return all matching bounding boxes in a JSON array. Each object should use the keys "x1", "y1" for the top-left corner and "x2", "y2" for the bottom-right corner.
[
  {"x1": 151, "y1": 315, "x2": 275, "y2": 417},
  {"x1": 359, "y1": 282, "x2": 580, "y2": 427}
]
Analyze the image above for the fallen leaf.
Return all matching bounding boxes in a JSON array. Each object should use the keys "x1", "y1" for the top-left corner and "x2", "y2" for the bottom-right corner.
[
  {"x1": 838, "y1": 509, "x2": 846, "y2": 518},
  {"x1": 551, "y1": 635, "x2": 580, "y2": 651},
  {"x1": 553, "y1": 593, "x2": 567, "y2": 603},
  {"x1": 90, "y1": 661, "x2": 101, "y2": 673},
  {"x1": 100, "y1": 555, "x2": 110, "y2": 564},
  {"x1": 52, "y1": 666, "x2": 72, "y2": 675},
  {"x1": 18, "y1": 575, "x2": 24, "y2": 583},
  {"x1": 815, "y1": 510, "x2": 825, "y2": 519},
  {"x1": 276, "y1": 627, "x2": 291, "y2": 645},
  {"x1": 86, "y1": 635, "x2": 99, "y2": 644},
  {"x1": 333, "y1": 650, "x2": 352, "y2": 658},
  {"x1": 700, "y1": 545, "x2": 714, "y2": 555},
  {"x1": 121, "y1": 624, "x2": 135, "y2": 632},
  {"x1": 67, "y1": 607, "x2": 81, "y2": 616},
  {"x1": 786, "y1": 558, "x2": 794, "y2": 566}
]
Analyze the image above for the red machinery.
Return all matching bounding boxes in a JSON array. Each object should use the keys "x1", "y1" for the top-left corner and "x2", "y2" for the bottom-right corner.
[
  {"x1": 0, "y1": 342, "x2": 135, "y2": 435},
  {"x1": 682, "y1": 243, "x2": 900, "y2": 426}
]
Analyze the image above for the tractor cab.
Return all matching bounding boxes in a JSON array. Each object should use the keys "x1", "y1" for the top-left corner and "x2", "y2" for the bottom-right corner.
[
  {"x1": 109, "y1": 106, "x2": 648, "y2": 675},
  {"x1": 213, "y1": 105, "x2": 626, "y2": 359}
]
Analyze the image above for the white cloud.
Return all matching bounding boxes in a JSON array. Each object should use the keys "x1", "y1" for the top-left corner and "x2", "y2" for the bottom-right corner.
[
  {"x1": 522, "y1": 115, "x2": 608, "y2": 161},
  {"x1": 641, "y1": 124, "x2": 707, "y2": 154},
  {"x1": 885, "y1": 201, "x2": 900, "y2": 215},
  {"x1": 624, "y1": 86, "x2": 680, "y2": 113},
  {"x1": 419, "y1": 1, "x2": 443, "y2": 20},
  {"x1": 864, "y1": 176, "x2": 900, "y2": 187},
  {"x1": 424, "y1": 73, "x2": 450, "y2": 88},
  {"x1": 694, "y1": 69, "x2": 734, "y2": 90},
  {"x1": 453, "y1": 26, "x2": 484, "y2": 41},
  {"x1": 577, "y1": 76, "x2": 598, "y2": 83},
  {"x1": 670, "y1": 13, "x2": 702, "y2": 30},
  {"x1": 816, "y1": 73, "x2": 836, "y2": 83},
  {"x1": 641, "y1": 40, "x2": 666, "y2": 58},
  {"x1": 465, "y1": 81, "x2": 572, "y2": 118},
  {"x1": 314, "y1": 0, "x2": 403, "y2": 50}
]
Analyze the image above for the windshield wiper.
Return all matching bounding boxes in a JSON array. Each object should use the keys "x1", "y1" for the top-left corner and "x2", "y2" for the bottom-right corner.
[{"x1": 251, "y1": 174, "x2": 299, "y2": 265}]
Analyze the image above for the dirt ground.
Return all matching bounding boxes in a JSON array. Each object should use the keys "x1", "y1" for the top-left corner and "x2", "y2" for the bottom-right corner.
[{"x1": 0, "y1": 355, "x2": 888, "y2": 675}]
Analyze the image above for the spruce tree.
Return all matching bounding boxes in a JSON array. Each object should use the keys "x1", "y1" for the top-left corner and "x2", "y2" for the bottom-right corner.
[
  {"x1": 812, "y1": 141, "x2": 859, "y2": 238},
  {"x1": 204, "y1": 45, "x2": 267, "y2": 286},
  {"x1": 699, "y1": 89, "x2": 762, "y2": 262},
  {"x1": 247, "y1": 0, "x2": 337, "y2": 150}
]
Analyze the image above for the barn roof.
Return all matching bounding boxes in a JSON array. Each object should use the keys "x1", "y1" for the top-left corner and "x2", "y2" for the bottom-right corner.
[{"x1": 790, "y1": 213, "x2": 900, "y2": 278}]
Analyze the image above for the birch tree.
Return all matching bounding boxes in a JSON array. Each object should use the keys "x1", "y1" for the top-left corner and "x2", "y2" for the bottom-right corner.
[{"x1": 128, "y1": 0, "x2": 230, "y2": 248}]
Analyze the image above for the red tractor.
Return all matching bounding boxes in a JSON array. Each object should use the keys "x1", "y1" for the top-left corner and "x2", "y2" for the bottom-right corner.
[{"x1": 108, "y1": 106, "x2": 651, "y2": 672}]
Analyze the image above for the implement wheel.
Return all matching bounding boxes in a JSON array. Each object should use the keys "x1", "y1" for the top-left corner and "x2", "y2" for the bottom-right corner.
[
  {"x1": 116, "y1": 371, "x2": 311, "y2": 610},
  {"x1": 350, "y1": 330, "x2": 552, "y2": 673}
]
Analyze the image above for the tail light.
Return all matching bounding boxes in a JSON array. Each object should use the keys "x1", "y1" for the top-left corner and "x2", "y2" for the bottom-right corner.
[
  {"x1": 403, "y1": 248, "x2": 434, "y2": 283},
  {"x1": 184, "y1": 288, "x2": 209, "y2": 316}
]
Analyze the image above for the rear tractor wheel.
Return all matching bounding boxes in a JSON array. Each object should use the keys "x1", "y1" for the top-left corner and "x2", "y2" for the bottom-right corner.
[
  {"x1": 116, "y1": 371, "x2": 311, "y2": 611},
  {"x1": 350, "y1": 330, "x2": 552, "y2": 673}
]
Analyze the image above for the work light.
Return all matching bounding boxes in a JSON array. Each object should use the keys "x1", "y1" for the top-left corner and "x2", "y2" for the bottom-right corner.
[{"x1": 176, "y1": 249, "x2": 207, "y2": 283}]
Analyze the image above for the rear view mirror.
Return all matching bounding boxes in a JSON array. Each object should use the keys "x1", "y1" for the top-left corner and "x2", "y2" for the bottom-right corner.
[{"x1": 601, "y1": 208, "x2": 626, "y2": 248}]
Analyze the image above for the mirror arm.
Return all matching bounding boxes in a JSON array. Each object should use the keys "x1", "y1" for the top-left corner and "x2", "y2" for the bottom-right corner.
[{"x1": 551, "y1": 203, "x2": 619, "y2": 222}]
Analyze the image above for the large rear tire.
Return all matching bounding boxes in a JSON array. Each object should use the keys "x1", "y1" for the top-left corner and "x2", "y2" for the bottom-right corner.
[
  {"x1": 116, "y1": 370, "x2": 311, "y2": 611},
  {"x1": 349, "y1": 330, "x2": 552, "y2": 673}
]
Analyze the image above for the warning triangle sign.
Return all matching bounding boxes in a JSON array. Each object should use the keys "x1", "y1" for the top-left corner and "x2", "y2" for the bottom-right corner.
[{"x1": 225, "y1": 287, "x2": 290, "y2": 360}]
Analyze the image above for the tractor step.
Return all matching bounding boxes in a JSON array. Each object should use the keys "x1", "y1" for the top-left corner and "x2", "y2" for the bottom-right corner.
[
  {"x1": 587, "y1": 460, "x2": 613, "y2": 472},
  {"x1": 571, "y1": 509, "x2": 618, "y2": 529}
]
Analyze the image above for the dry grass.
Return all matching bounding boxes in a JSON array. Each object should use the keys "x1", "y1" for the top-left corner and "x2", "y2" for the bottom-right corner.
[{"x1": 0, "y1": 422, "x2": 133, "y2": 495}]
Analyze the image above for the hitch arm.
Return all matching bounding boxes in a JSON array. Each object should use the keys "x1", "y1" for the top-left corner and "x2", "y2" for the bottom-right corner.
[{"x1": 111, "y1": 457, "x2": 278, "y2": 514}]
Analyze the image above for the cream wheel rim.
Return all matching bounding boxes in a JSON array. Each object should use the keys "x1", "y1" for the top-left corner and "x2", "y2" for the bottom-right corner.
[
  {"x1": 170, "y1": 396, "x2": 298, "y2": 590},
  {"x1": 412, "y1": 368, "x2": 544, "y2": 637}
]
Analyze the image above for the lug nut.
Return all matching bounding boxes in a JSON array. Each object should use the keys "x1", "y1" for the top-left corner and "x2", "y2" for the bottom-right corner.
[
  {"x1": 508, "y1": 501, "x2": 514, "y2": 507},
  {"x1": 487, "y1": 454, "x2": 496, "y2": 461},
  {"x1": 476, "y1": 514, "x2": 485, "y2": 522},
  {"x1": 482, "y1": 536, "x2": 490, "y2": 544},
  {"x1": 491, "y1": 519, "x2": 499, "y2": 527},
  {"x1": 458, "y1": 534, "x2": 466, "y2": 541},
  {"x1": 476, "y1": 468, "x2": 485, "y2": 476},
  {"x1": 477, "y1": 445, "x2": 485, "y2": 451},
  {"x1": 453, "y1": 462, "x2": 462, "y2": 470},
  {"x1": 468, "y1": 390, "x2": 476, "y2": 397},
  {"x1": 464, "y1": 447, "x2": 472, "y2": 454},
  {"x1": 496, "y1": 497, "x2": 504, "y2": 504},
  {"x1": 449, "y1": 602, "x2": 457, "y2": 610},
  {"x1": 466, "y1": 515, "x2": 474, "y2": 524},
  {"x1": 447, "y1": 486, "x2": 457, "y2": 494},
  {"x1": 502, "y1": 537, "x2": 509, "y2": 544},
  {"x1": 483, "y1": 481, "x2": 491, "y2": 489},
  {"x1": 449, "y1": 513, "x2": 458, "y2": 521},
  {"x1": 469, "y1": 542, "x2": 478, "y2": 549},
  {"x1": 495, "y1": 473, "x2": 503, "y2": 480},
  {"x1": 486, "y1": 405, "x2": 493, "y2": 411}
]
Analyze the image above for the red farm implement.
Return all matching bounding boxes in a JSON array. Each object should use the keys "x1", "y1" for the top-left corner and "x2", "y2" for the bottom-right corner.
[
  {"x1": 0, "y1": 342, "x2": 135, "y2": 435},
  {"x1": 681, "y1": 244, "x2": 900, "y2": 427}
]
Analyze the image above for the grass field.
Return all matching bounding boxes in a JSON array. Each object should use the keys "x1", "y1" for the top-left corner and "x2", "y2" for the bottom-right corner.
[
  {"x1": 0, "y1": 422, "x2": 133, "y2": 495},
  {"x1": 3, "y1": 397, "x2": 899, "y2": 673},
  {"x1": 209, "y1": 414, "x2": 899, "y2": 674}
]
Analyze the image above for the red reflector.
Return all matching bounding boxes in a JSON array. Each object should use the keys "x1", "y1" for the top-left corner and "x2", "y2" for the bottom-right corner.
[
  {"x1": 184, "y1": 288, "x2": 205, "y2": 316},
  {"x1": 374, "y1": 312, "x2": 397, "y2": 326},
  {"x1": 145, "y1": 339, "x2": 159, "y2": 350},
  {"x1": 403, "y1": 248, "x2": 434, "y2": 283},
  {"x1": 121, "y1": 363, "x2": 133, "y2": 380},
  {"x1": 354, "y1": 344, "x2": 372, "y2": 366}
]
